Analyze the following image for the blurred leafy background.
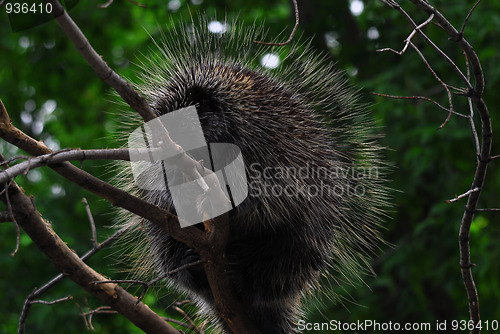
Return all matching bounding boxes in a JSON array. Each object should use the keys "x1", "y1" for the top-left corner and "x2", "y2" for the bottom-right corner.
[{"x1": 1, "y1": 0, "x2": 499, "y2": 333}]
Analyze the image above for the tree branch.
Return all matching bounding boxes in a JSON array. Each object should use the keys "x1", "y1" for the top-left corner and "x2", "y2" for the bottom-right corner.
[
  {"x1": 11, "y1": 1, "x2": 262, "y2": 330},
  {"x1": 407, "y1": 2, "x2": 491, "y2": 331},
  {"x1": 18, "y1": 223, "x2": 131, "y2": 334},
  {"x1": 0, "y1": 147, "x2": 161, "y2": 184},
  {"x1": 1, "y1": 178, "x2": 180, "y2": 334},
  {"x1": 379, "y1": 1, "x2": 492, "y2": 331},
  {"x1": 254, "y1": 0, "x2": 299, "y2": 46},
  {"x1": 43, "y1": 0, "x2": 156, "y2": 122}
]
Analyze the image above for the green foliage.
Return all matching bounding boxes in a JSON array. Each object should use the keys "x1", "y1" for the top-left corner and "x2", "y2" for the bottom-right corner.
[{"x1": 1, "y1": 0, "x2": 499, "y2": 333}]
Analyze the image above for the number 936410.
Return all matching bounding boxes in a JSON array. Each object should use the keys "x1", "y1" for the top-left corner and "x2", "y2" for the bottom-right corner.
[{"x1": 5, "y1": 2, "x2": 53, "y2": 14}]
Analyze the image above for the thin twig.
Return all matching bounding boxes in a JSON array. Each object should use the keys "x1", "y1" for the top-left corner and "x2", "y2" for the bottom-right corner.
[
  {"x1": 93, "y1": 259, "x2": 205, "y2": 301},
  {"x1": 0, "y1": 155, "x2": 30, "y2": 167},
  {"x1": 81, "y1": 306, "x2": 118, "y2": 331},
  {"x1": 18, "y1": 225, "x2": 131, "y2": 334},
  {"x1": 445, "y1": 187, "x2": 480, "y2": 204},
  {"x1": 371, "y1": 93, "x2": 468, "y2": 118},
  {"x1": 475, "y1": 208, "x2": 500, "y2": 212},
  {"x1": 174, "y1": 303, "x2": 199, "y2": 332},
  {"x1": 460, "y1": 0, "x2": 482, "y2": 35},
  {"x1": 98, "y1": 0, "x2": 113, "y2": 7},
  {"x1": 377, "y1": 14, "x2": 434, "y2": 55},
  {"x1": 254, "y1": 0, "x2": 299, "y2": 46},
  {"x1": 3, "y1": 181, "x2": 20, "y2": 256},
  {"x1": 98, "y1": 0, "x2": 147, "y2": 8},
  {"x1": 467, "y1": 97, "x2": 481, "y2": 156},
  {"x1": 82, "y1": 198, "x2": 97, "y2": 248},
  {"x1": 380, "y1": 0, "x2": 472, "y2": 90},
  {"x1": 463, "y1": 50, "x2": 481, "y2": 155},
  {"x1": 407, "y1": 41, "x2": 455, "y2": 129},
  {"x1": 162, "y1": 317, "x2": 197, "y2": 330},
  {"x1": 31, "y1": 296, "x2": 73, "y2": 305}
]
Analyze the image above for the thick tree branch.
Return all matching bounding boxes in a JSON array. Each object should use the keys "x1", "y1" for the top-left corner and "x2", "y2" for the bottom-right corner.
[
  {"x1": 43, "y1": 0, "x2": 156, "y2": 122},
  {"x1": 0, "y1": 178, "x2": 180, "y2": 334},
  {"x1": 43, "y1": 0, "x2": 222, "y2": 201},
  {"x1": 2, "y1": 87, "x2": 256, "y2": 334},
  {"x1": 10, "y1": 1, "x2": 261, "y2": 330},
  {"x1": 0, "y1": 98, "x2": 204, "y2": 248}
]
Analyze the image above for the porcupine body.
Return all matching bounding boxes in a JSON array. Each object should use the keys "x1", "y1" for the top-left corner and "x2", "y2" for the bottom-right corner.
[{"x1": 117, "y1": 18, "x2": 388, "y2": 334}]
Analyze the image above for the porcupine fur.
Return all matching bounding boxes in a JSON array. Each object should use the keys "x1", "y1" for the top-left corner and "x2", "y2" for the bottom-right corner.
[{"x1": 114, "y1": 17, "x2": 389, "y2": 334}]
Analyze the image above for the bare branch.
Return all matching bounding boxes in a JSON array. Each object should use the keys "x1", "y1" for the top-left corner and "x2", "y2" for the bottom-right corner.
[
  {"x1": 254, "y1": 0, "x2": 299, "y2": 46},
  {"x1": 379, "y1": 0, "x2": 471, "y2": 89},
  {"x1": 381, "y1": 1, "x2": 492, "y2": 331},
  {"x1": 409, "y1": 0, "x2": 484, "y2": 94},
  {"x1": 93, "y1": 259, "x2": 205, "y2": 302},
  {"x1": 371, "y1": 93, "x2": 468, "y2": 118},
  {"x1": 460, "y1": 0, "x2": 482, "y2": 35},
  {"x1": 18, "y1": 223, "x2": 129, "y2": 333},
  {"x1": 0, "y1": 99, "x2": 204, "y2": 248},
  {"x1": 0, "y1": 146, "x2": 194, "y2": 184},
  {"x1": 18, "y1": 224, "x2": 132, "y2": 334},
  {"x1": 467, "y1": 97, "x2": 481, "y2": 156},
  {"x1": 1, "y1": 178, "x2": 20, "y2": 256},
  {"x1": 31, "y1": 296, "x2": 73, "y2": 305},
  {"x1": 0, "y1": 154, "x2": 31, "y2": 167},
  {"x1": 173, "y1": 301, "x2": 201, "y2": 333},
  {"x1": 408, "y1": 2, "x2": 491, "y2": 331},
  {"x1": 376, "y1": 14, "x2": 434, "y2": 55},
  {"x1": 462, "y1": 48, "x2": 481, "y2": 154},
  {"x1": 406, "y1": 42, "x2": 454, "y2": 129},
  {"x1": 44, "y1": 0, "x2": 156, "y2": 122},
  {"x1": 2, "y1": 180, "x2": 180, "y2": 334},
  {"x1": 475, "y1": 208, "x2": 500, "y2": 213},
  {"x1": 82, "y1": 198, "x2": 98, "y2": 248},
  {"x1": 98, "y1": 0, "x2": 147, "y2": 8},
  {"x1": 445, "y1": 187, "x2": 480, "y2": 204},
  {"x1": 80, "y1": 306, "x2": 118, "y2": 331},
  {"x1": 162, "y1": 317, "x2": 198, "y2": 331}
]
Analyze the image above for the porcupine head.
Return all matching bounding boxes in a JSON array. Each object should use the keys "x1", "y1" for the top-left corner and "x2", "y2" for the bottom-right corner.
[{"x1": 114, "y1": 15, "x2": 389, "y2": 334}]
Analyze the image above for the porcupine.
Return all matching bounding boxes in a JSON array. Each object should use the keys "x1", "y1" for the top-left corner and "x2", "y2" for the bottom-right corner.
[{"x1": 115, "y1": 17, "x2": 388, "y2": 334}]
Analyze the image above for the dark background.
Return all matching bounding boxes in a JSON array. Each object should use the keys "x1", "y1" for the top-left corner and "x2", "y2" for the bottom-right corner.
[{"x1": 1, "y1": 0, "x2": 499, "y2": 333}]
